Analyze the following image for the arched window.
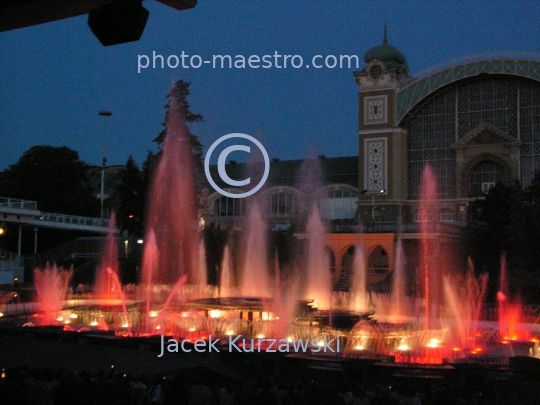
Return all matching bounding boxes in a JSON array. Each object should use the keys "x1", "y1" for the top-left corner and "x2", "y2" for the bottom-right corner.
[
  {"x1": 213, "y1": 196, "x2": 245, "y2": 217},
  {"x1": 367, "y1": 246, "x2": 388, "y2": 275},
  {"x1": 341, "y1": 246, "x2": 355, "y2": 274},
  {"x1": 267, "y1": 192, "x2": 296, "y2": 218},
  {"x1": 327, "y1": 247, "x2": 336, "y2": 274},
  {"x1": 333, "y1": 246, "x2": 356, "y2": 292},
  {"x1": 470, "y1": 160, "x2": 502, "y2": 196}
]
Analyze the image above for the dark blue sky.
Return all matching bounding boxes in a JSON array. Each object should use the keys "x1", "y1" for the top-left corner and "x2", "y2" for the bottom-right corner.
[{"x1": 1, "y1": 1, "x2": 539, "y2": 170}]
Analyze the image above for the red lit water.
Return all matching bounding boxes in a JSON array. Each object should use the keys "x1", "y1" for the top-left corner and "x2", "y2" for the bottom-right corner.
[{"x1": 33, "y1": 265, "x2": 72, "y2": 325}]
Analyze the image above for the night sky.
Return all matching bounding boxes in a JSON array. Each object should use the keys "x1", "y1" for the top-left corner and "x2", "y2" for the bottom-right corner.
[{"x1": 0, "y1": 1, "x2": 539, "y2": 170}]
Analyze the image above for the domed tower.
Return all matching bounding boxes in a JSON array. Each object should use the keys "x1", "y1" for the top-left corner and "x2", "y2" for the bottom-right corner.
[{"x1": 354, "y1": 27, "x2": 409, "y2": 224}]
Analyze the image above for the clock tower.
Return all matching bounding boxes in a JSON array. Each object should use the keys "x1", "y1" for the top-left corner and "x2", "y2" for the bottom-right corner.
[{"x1": 354, "y1": 27, "x2": 409, "y2": 223}]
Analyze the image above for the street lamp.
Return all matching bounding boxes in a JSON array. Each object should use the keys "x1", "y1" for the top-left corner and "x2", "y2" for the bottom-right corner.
[
  {"x1": 99, "y1": 111, "x2": 112, "y2": 219},
  {"x1": 361, "y1": 189, "x2": 386, "y2": 220}
]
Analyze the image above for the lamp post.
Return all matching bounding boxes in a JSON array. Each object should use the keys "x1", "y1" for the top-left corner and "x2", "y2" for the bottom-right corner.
[
  {"x1": 99, "y1": 111, "x2": 112, "y2": 219},
  {"x1": 361, "y1": 189, "x2": 386, "y2": 221}
]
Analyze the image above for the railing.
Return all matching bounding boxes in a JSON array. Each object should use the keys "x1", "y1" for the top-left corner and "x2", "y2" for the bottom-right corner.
[
  {"x1": 346, "y1": 222, "x2": 464, "y2": 235},
  {"x1": 0, "y1": 250, "x2": 19, "y2": 261},
  {"x1": 0, "y1": 197, "x2": 38, "y2": 210},
  {"x1": 0, "y1": 250, "x2": 23, "y2": 272},
  {"x1": 35, "y1": 213, "x2": 110, "y2": 228}
]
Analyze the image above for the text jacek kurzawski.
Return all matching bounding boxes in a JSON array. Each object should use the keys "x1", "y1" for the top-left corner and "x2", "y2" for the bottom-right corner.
[{"x1": 157, "y1": 334, "x2": 341, "y2": 357}]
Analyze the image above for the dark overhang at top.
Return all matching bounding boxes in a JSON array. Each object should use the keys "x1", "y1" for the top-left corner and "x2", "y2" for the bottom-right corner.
[{"x1": 0, "y1": 0, "x2": 197, "y2": 46}]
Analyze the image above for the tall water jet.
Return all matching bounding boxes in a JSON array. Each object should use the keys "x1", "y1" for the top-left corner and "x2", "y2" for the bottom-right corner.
[
  {"x1": 295, "y1": 153, "x2": 331, "y2": 309},
  {"x1": 443, "y1": 259, "x2": 488, "y2": 349},
  {"x1": 419, "y1": 164, "x2": 437, "y2": 329},
  {"x1": 195, "y1": 238, "x2": 207, "y2": 287},
  {"x1": 351, "y1": 239, "x2": 367, "y2": 311},
  {"x1": 240, "y1": 200, "x2": 271, "y2": 297},
  {"x1": 142, "y1": 229, "x2": 158, "y2": 333},
  {"x1": 270, "y1": 267, "x2": 298, "y2": 339},
  {"x1": 304, "y1": 203, "x2": 331, "y2": 309},
  {"x1": 220, "y1": 245, "x2": 233, "y2": 296},
  {"x1": 34, "y1": 265, "x2": 73, "y2": 325},
  {"x1": 94, "y1": 213, "x2": 119, "y2": 300},
  {"x1": 142, "y1": 91, "x2": 198, "y2": 285},
  {"x1": 390, "y1": 237, "x2": 406, "y2": 321},
  {"x1": 497, "y1": 254, "x2": 524, "y2": 340}
]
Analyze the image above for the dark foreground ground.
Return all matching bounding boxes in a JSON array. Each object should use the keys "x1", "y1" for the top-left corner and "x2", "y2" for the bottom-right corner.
[{"x1": 1, "y1": 326, "x2": 540, "y2": 405}]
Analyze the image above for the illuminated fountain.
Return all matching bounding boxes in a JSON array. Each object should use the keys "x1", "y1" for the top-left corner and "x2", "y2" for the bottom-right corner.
[
  {"x1": 304, "y1": 203, "x2": 332, "y2": 310},
  {"x1": 240, "y1": 200, "x2": 271, "y2": 298},
  {"x1": 33, "y1": 265, "x2": 72, "y2": 325},
  {"x1": 7, "y1": 95, "x2": 538, "y2": 366},
  {"x1": 94, "y1": 214, "x2": 120, "y2": 300},
  {"x1": 343, "y1": 164, "x2": 539, "y2": 364}
]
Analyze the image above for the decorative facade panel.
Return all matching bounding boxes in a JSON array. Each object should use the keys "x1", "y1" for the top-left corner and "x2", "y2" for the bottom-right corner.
[
  {"x1": 364, "y1": 95, "x2": 388, "y2": 125},
  {"x1": 364, "y1": 137, "x2": 387, "y2": 192}
]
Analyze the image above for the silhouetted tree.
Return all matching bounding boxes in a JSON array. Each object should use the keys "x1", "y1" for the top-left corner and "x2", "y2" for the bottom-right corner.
[
  {"x1": 466, "y1": 174, "x2": 540, "y2": 303},
  {"x1": 0, "y1": 145, "x2": 98, "y2": 215},
  {"x1": 153, "y1": 80, "x2": 204, "y2": 175},
  {"x1": 115, "y1": 156, "x2": 144, "y2": 236},
  {"x1": 0, "y1": 145, "x2": 99, "y2": 255}
]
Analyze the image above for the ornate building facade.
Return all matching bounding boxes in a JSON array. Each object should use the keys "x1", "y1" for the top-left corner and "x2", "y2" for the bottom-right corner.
[{"x1": 201, "y1": 33, "x2": 540, "y2": 292}]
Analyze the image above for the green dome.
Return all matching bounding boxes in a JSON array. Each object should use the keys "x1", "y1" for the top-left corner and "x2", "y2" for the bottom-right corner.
[
  {"x1": 364, "y1": 44, "x2": 406, "y2": 65},
  {"x1": 364, "y1": 27, "x2": 407, "y2": 68}
]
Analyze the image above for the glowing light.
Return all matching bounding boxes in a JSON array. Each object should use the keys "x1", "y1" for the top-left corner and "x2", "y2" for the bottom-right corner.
[
  {"x1": 90, "y1": 321, "x2": 98, "y2": 326},
  {"x1": 1, "y1": 371, "x2": 5, "y2": 379},
  {"x1": 0, "y1": 312, "x2": 3, "y2": 317},
  {"x1": 427, "y1": 338, "x2": 440, "y2": 348},
  {"x1": 57, "y1": 317, "x2": 64, "y2": 322},
  {"x1": 69, "y1": 314, "x2": 78, "y2": 319},
  {"x1": 256, "y1": 334, "x2": 265, "y2": 339},
  {"x1": 261, "y1": 312, "x2": 269, "y2": 321},
  {"x1": 315, "y1": 340, "x2": 324, "y2": 347},
  {"x1": 149, "y1": 311, "x2": 158, "y2": 318},
  {"x1": 182, "y1": 313, "x2": 188, "y2": 318},
  {"x1": 209, "y1": 310, "x2": 222, "y2": 318},
  {"x1": 354, "y1": 345, "x2": 365, "y2": 351},
  {"x1": 156, "y1": 325, "x2": 161, "y2": 330},
  {"x1": 286, "y1": 336, "x2": 293, "y2": 342},
  {"x1": 137, "y1": 239, "x2": 144, "y2": 244},
  {"x1": 122, "y1": 323, "x2": 129, "y2": 328},
  {"x1": 452, "y1": 347, "x2": 461, "y2": 351},
  {"x1": 397, "y1": 344, "x2": 410, "y2": 351},
  {"x1": 531, "y1": 338, "x2": 538, "y2": 343},
  {"x1": 189, "y1": 327, "x2": 196, "y2": 332},
  {"x1": 64, "y1": 320, "x2": 70, "y2": 324},
  {"x1": 226, "y1": 330, "x2": 234, "y2": 336}
]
